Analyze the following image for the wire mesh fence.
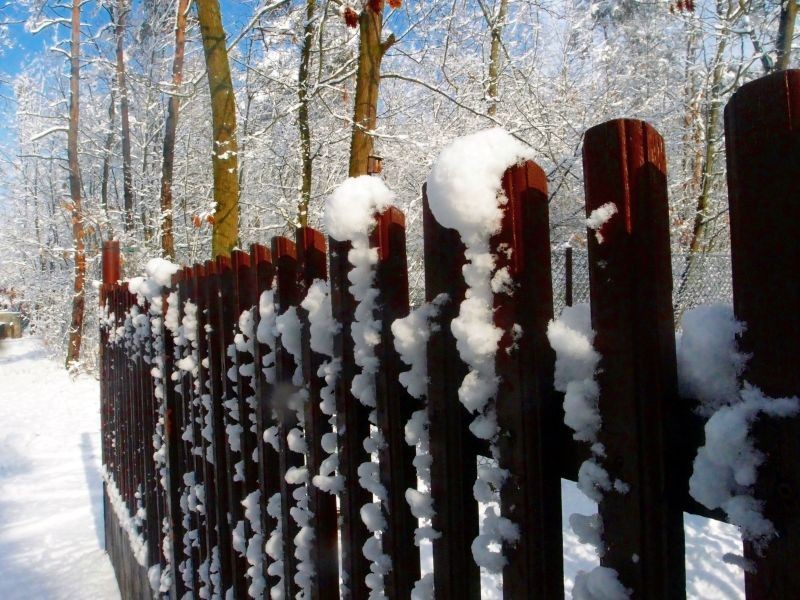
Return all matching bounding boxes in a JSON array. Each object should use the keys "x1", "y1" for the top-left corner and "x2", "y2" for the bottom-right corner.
[{"x1": 551, "y1": 248, "x2": 734, "y2": 324}]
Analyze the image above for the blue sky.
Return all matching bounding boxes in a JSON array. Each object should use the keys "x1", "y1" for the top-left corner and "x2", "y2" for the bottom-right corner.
[{"x1": 0, "y1": 1, "x2": 254, "y2": 81}]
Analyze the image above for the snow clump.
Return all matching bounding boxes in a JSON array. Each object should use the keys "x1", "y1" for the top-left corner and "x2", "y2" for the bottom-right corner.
[{"x1": 425, "y1": 128, "x2": 534, "y2": 572}]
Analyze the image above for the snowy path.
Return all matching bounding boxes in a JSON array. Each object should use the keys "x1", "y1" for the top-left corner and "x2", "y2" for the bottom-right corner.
[{"x1": 0, "y1": 338, "x2": 120, "y2": 600}]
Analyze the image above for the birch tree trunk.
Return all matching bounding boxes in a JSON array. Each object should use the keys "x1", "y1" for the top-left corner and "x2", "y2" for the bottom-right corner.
[
  {"x1": 297, "y1": 0, "x2": 316, "y2": 226},
  {"x1": 159, "y1": 0, "x2": 190, "y2": 259},
  {"x1": 348, "y1": 0, "x2": 394, "y2": 177},
  {"x1": 776, "y1": 0, "x2": 797, "y2": 70},
  {"x1": 65, "y1": 0, "x2": 86, "y2": 368},
  {"x1": 115, "y1": 0, "x2": 135, "y2": 232},
  {"x1": 197, "y1": 0, "x2": 240, "y2": 257},
  {"x1": 486, "y1": 0, "x2": 508, "y2": 117}
]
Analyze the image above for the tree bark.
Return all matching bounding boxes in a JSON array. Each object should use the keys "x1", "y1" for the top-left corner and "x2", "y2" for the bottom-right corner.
[
  {"x1": 348, "y1": 0, "x2": 394, "y2": 177},
  {"x1": 297, "y1": 0, "x2": 316, "y2": 226},
  {"x1": 115, "y1": 0, "x2": 135, "y2": 232},
  {"x1": 486, "y1": 0, "x2": 508, "y2": 117},
  {"x1": 159, "y1": 0, "x2": 190, "y2": 259},
  {"x1": 776, "y1": 0, "x2": 797, "y2": 70},
  {"x1": 66, "y1": 0, "x2": 86, "y2": 368},
  {"x1": 197, "y1": 0, "x2": 240, "y2": 257},
  {"x1": 100, "y1": 84, "x2": 116, "y2": 229}
]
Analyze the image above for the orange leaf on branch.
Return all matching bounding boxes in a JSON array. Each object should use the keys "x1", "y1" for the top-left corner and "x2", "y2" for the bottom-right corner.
[
  {"x1": 342, "y1": 6, "x2": 359, "y2": 27},
  {"x1": 388, "y1": 0, "x2": 401, "y2": 8}
]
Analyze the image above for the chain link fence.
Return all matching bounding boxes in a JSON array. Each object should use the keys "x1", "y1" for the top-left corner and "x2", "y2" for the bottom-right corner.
[{"x1": 551, "y1": 248, "x2": 733, "y2": 325}]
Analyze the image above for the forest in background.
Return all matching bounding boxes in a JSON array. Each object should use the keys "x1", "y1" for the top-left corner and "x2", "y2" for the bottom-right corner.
[{"x1": 0, "y1": 0, "x2": 795, "y2": 369}]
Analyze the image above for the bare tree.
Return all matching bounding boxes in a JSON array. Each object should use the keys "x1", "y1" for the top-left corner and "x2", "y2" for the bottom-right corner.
[
  {"x1": 197, "y1": 0, "x2": 240, "y2": 256},
  {"x1": 159, "y1": 0, "x2": 191, "y2": 258},
  {"x1": 65, "y1": 0, "x2": 86, "y2": 368},
  {"x1": 113, "y1": 0, "x2": 135, "y2": 232},
  {"x1": 348, "y1": 0, "x2": 396, "y2": 177}
]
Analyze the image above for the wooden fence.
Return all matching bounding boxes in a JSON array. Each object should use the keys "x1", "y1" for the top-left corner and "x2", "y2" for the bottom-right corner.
[{"x1": 100, "y1": 70, "x2": 800, "y2": 599}]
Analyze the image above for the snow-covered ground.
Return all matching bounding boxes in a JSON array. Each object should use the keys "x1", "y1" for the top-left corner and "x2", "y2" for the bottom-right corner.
[
  {"x1": 0, "y1": 337, "x2": 120, "y2": 600},
  {"x1": 0, "y1": 336, "x2": 743, "y2": 599}
]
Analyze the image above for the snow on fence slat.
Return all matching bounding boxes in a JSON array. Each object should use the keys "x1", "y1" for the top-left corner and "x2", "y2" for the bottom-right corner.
[{"x1": 99, "y1": 68, "x2": 800, "y2": 600}]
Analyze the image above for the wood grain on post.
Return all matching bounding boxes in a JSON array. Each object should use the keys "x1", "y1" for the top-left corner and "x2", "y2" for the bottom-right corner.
[
  {"x1": 295, "y1": 227, "x2": 340, "y2": 600},
  {"x1": 203, "y1": 259, "x2": 235, "y2": 594},
  {"x1": 724, "y1": 69, "x2": 800, "y2": 599},
  {"x1": 187, "y1": 265, "x2": 209, "y2": 590},
  {"x1": 328, "y1": 235, "x2": 372, "y2": 600},
  {"x1": 165, "y1": 271, "x2": 189, "y2": 599},
  {"x1": 493, "y1": 162, "x2": 563, "y2": 599},
  {"x1": 422, "y1": 188, "x2": 482, "y2": 600},
  {"x1": 583, "y1": 119, "x2": 685, "y2": 599},
  {"x1": 271, "y1": 236, "x2": 303, "y2": 599},
  {"x1": 177, "y1": 268, "x2": 202, "y2": 592},
  {"x1": 216, "y1": 254, "x2": 250, "y2": 597},
  {"x1": 193, "y1": 263, "x2": 219, "y2": 588},
  {"x1": 231, "y1": 249, "x2": 258, "y2": 591},
  {"x1": 249, "y1": 243, "x2": 282, "y2": 590},
  {"x1": 371, "y1": 207, "x2": 421, "y2": 598}
]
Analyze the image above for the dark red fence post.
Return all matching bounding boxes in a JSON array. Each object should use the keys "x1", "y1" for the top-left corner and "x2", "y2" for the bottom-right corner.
[
  {"x1": 583, "y1": 119, "x2": 685, "y2": 599},
  {"x1": 296, "y1": 227, "x2": 340, "y2": 600},
  {"x1": 191, "y1": 263, "x2": 214, "y2": 592},
  {"x1": 249, "y1": 243, "x2": 281, "y2": 590},
  {"x1": 328, "y1": 234, "x2": 372, "y2": 600},
  {"x1": 493, "y1": 162, "x2": 563, "y2": 599},
  {"x1": 271, "y1": 236, "x2": 303, "y2": 599},
  {"x1": 165, "y1": 271, "x2": 189, "y2": 598},
  {"x1": 565, "y1": 246, "x2": 573, "y2": 308},
  {"x1": 725, "y1": 70, "x2": 800, "y2": 599},
  {"x1": 216, "y1": 254, "x2": 250, "y2": 597},
  {"x1": 371, "y1": 207, "x2": 421, "y2": 598},
  {"x1": 422, "y1": 187, "x2": 482, "y2": 600},
  {"x1": 204, "y1": 259, "x2": 235, "y2": 594}
]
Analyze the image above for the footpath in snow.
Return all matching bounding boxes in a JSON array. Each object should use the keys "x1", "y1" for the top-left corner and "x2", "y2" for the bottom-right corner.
[{"x1": 0, "y1": 337, "x2": 120, "y2": 600}]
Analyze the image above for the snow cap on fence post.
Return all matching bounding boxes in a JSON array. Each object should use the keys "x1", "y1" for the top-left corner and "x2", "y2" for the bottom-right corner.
[
  {"x1": 725, "y1": 69, "x2": 800, "y2": 599},
  {"x1": 425, "y1": 127, "x2": 563, "y2": 598},
  {"x1": 581, "y1": 118, "x2": 685, "y2": 600}
]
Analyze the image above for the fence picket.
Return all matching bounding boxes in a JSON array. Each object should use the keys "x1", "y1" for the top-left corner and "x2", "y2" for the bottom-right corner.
[
  {"x1": 204, "y1": 259, "x2": 235, "y2": 595},
  {"x1": 329, "y1": 237, "x2": 372, "y2": 600},
  {"x1": 583, "y1": 118, "x2": 685, "y2": 599},
  {"x1": 98, "y1": 74, "x2": 800, "y2": 600},
  {"x1": 493, "y1": 161, "x2": 564, "y2": 599},
  {"x1": 248, "y1": 243, "x2": 282, "y2": 591},
  {"x1": 422, "y1": 188, "x2": 482, "y2": 600},
  {"x1": 725, "y1": 70, "x2": 800, "y2": 600},
  {"x1": 371, "y1": 207, "x2": 421, "y2": 597},
  {"x1": 271, "y1": 236, "x2": 303, "y2": 599},
  {"x1": 295, "y1": 227, "x2": 340, "y2": 600}
]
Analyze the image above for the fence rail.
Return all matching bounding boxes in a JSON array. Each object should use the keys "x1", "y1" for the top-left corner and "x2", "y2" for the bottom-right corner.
[{"x1": 100, "y1": 70, "x2": 800, "y2": 599}]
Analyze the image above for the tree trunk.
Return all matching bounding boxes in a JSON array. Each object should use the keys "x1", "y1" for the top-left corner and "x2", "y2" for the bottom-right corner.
[
  {"x1": 66, "y1": 0, "x2": 86, "y2": 368},
  {"x1": 197, "y1": 0, "x2": 240, "y2": 257},
  {"x1": 100, "y1": 84, "x2": 116, "y2": 230},
  {"x1": 776, "y1": 0, "x2": 797, "y2": 70},
  {"x1": 348, "y1": 0, "x2": 394, "y2": 177},
  {"x1": 297, "y1": 0, "x2": 316, "y2": 226},
  {"x1": 486, "y1": 0, "x2": 508, "y2": 117},
  {"x1": 159, "y1": 0, "x2": 190, "y2": 259},
  {"x1": 115, "y1": 0, "x2": 135, "y2": 232}
]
